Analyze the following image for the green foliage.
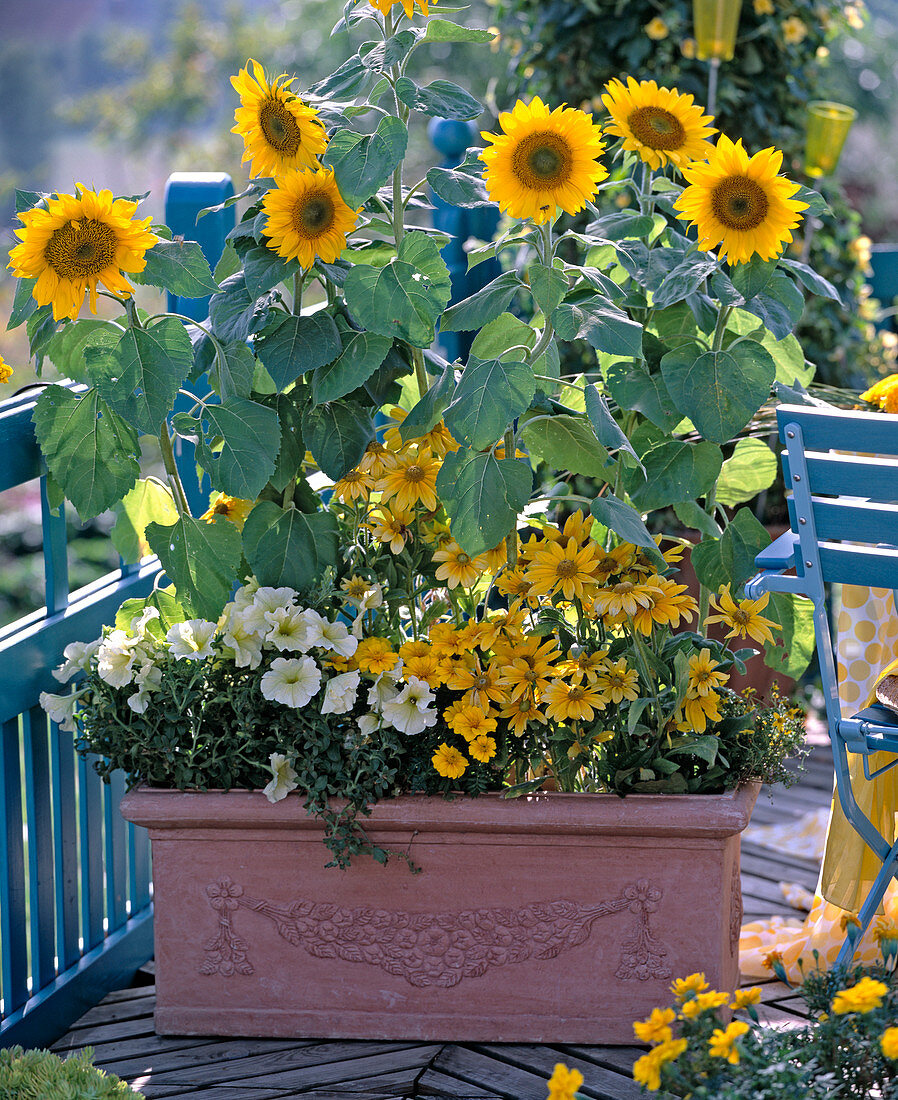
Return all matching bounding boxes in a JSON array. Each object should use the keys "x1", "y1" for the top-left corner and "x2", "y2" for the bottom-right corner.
[{"x1": 0, "y1": 1046, "x2": 141, "y2": 1098}]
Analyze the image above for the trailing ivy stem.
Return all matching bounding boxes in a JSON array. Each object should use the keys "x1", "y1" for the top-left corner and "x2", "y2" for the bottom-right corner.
[
  {"x1": 412, "y1": 346, "x2": 429, "y2": 400},
  {"x1": 159, "y1": 423, "x2": 190, "y2": 518}
]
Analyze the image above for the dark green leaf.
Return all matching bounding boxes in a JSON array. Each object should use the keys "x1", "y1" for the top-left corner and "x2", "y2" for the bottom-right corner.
[
  {"x1": 359, "y1": 30, "x2": 417, "y2": 70},
  {"x1": 243, "y1": 501, "x2": 340, "y2": 592},
  {"x1": 650, "y1": 253, "x2": 719, "y2": 309},
  {"x1": 523, "y1": 415, "x2": 607, "y2": 477},
  {"x1": 242, "y1": 246, "x2": 297, "y2": 298},
  {"x1": 583, "y1": 384, "x2": 642, "y2": 468},
  {"x1": 33, "y1": 385, "x2": 140, "y2": 519},
  {"x1": 90, "y1": 317, "x2": 194, "y2": 436},
  {"x1": 426, "y1": 166, "x2": 490, "y2": 208},
  {"x1": 268, "y1": 392, "x2": 306, "y2": 493},
  {"x1": 743, "y1": 273, "x2": 805, "y2": 340},
  {"x1": 440, "y1": 270, "x2": 522, "y2": 332},
  {"x1": 661, "y1": 340, "x2": 775, "y2": 444},
  {"x1": 400, "y1": 364, "x2": 456, "y2": 442},
  {"x1": 196, "y1": 396, "x2": 281, "y2": 500},
  {"x1": 628, "y1": 441, "x2": 723, "y2": 512},
  {"x1": 552, "y1": 295, "x2": 643, "y2": 357},
  {"x1": 304, "y1": 400, "x2": 374, "y2": 479},
  {"x1": 778, "y1": 258, "x2": 842, "y2": 303},
  {"x1": 45, "y1": 320, "x2": 120, "y2": 385},
  {"x1": 691, "y1": 508, "x2": 771, "y2": 592},
  {"x1": 444, "y1": 355, "x2": 535, "y2": 450},
  {"x1": 7, "y1": 277, "x2": 38, "y2": 330},
  {"x1": 146, "y1": 514, "x2": 242, "y2": 621},
  {"x1": 308, "y1": 54, "x2": 370, "y2": 98},
  {"x1": 423, "y1": 18, "x2": 495, "y2": 42},
  {"x1": 312, "y1": 330, "x2": 392, "y2": 404},
  {"x1": 254, "y1": 311, "x2": 342, "y2": 391},
  {"x1": 215, "y1": 341, "x2": 257, "y2": 399},
  {"x1": 395, "y1": 77, "x2": 482, "y2": 121},
  {"x1": 588, "y1": 210, "x2": 655, "y2": 241},
  {"x1": 209, "y1": 273, "x2": 275, "y2": 344},
  {"x1": 590, "y1": 494, "x2": 660, "y2": 558},
  {"x1": 794, "y1": 185, "x2": 828, "y2": 216},
  {"x1": 529, "y1": 263, "x2": 568, "y2": 318},
  {"x1": 605, "y1": 360, "x2": 681, "y2": 432},
  {"x1": 729, "y1": 256, "x2": 779, "y2": 300},
  {"x1": 133, "y1": 240, "x2": 220, "y2": 297},
  {"x1": 435, "y1": 449, "x2": 531, "y2": 556},
  {"x1": 673, "y1": 500, "x2": 721, "y2": 538},
  {"x1": 324, "y1": 116, "x2": 409, "y2": 207}
]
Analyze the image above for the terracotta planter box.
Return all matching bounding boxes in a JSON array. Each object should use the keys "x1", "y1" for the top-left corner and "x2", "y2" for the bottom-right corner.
[{"x1": 121, "y1": 783, "x2": 759, "y2": 1044}]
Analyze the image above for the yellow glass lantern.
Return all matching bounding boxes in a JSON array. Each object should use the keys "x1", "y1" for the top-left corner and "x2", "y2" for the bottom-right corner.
[
  {"x1": 805, "y1": 101, "x2": 857, "y2": 178},
  {"x1": 693, "y1": 0, "x2": 743, "y2": 62}
]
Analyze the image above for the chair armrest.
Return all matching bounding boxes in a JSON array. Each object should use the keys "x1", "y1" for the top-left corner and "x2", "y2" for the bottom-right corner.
[{"x1": 744, "y1": 532, "x2": 799, "y2": 599}]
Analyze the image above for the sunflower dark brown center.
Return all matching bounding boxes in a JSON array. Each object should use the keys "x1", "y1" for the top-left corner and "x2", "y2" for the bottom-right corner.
[
  {"x1": 45, "y1": 219, "x2": 118, "y2": 279},
  {"x1": 627, "y1": 106, "x2": 686, "y2": 150},
  {"x1": 710, "y1": 175, "x2": 769, "y2": 230},
  {"x1": 292, "y1": 192, "x2": 335, "y2": 238},
  {"x1": 512, "y1": 131, "x2": 572, "y2": 190},
  {"x1": 259, "y1": 96, "x2": 302, "y2": 155}
]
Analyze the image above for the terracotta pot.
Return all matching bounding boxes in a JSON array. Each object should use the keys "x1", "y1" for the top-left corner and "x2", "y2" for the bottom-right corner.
[{"x1": 121, "y1": 782, "x2": 759, "y2": 1044}]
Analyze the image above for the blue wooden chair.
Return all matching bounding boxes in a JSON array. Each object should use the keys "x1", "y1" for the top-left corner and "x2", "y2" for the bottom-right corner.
[{"x1": 746, "y1": 403, "x2": 898, "y2": 966}]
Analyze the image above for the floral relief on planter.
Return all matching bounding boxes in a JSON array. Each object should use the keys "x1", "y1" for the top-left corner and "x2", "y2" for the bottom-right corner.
[{"x1": 199, "y1": 874, "x2": 671, "y2": 987}]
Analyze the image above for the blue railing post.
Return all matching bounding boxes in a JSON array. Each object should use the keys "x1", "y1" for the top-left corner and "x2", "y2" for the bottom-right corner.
[
  {"x1": 164, "y1": 173, "x2": 235, "y2": 515},
  {"x1": 870, "y1": 244, "x2": 898, "y2": 333},
  {"x1": 428, "y1": 118, "x2": 500, "y2": 363}
]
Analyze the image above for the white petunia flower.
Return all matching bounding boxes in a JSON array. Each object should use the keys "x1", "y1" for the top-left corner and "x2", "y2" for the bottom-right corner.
[
  {"x1": 240, "y1": 586, "x2": 298, "y2": 634},
  {"x1": 321, "y1": 670, "x2": 361, "y2": 715},
  {"x1": 349, "y1": 582, "x2": 385, "y2": 637},
  {"x1": 303, "y1": 612, "x2": 358, "y2": 657},
  {"x1": 129, "y1": 605, "x2": 161, "y2": 641},
  {"x1": 263, "y1": 752, "x2": 298, "y2": 802},
  {"x1": 166, "y1": 619, "x2": 217, "y2": 660},
  {"x1": 39, "y1": 689, "x2": 83, "y2": 731},
  {"x1": 232, "y1": 577, "x2": 260, "y2": 610},
  {"x1": 127, "y1": 662, "x2": 163, "y2": 714},
  {"x1": 260, "y1": 656, "x2": 322, "y2": 708},
  {"x1": 381, "y1": 677, "x2": 438, "y2": 735},
  {"x1": 357, "y1": 712, "x2": 382, "y2": 737},
  {"x1": 96, "y1": 629, "x2": 141, "y2": 687},
  {"x1": 367, "y1": 660, "x2": 404, "y2": 708},
  {"x1": 52, "y1": 638, "x2": 101, "y2": 683},
  {"x1": 221, "y1": 614, "x2": 265, "y2": 669},
  {"x1": 264, "y1": 605, "x2": 313, "y2": 652}
]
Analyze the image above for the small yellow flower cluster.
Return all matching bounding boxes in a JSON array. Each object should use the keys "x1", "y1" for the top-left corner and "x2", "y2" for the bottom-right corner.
[
  {"x1": 831, "y1": 975, "x2": 888, "y2": 1015},
  {"x1": 673, "y1": 648, "x2": 728, "y2": 733},
  {"x1": 632, "y1": 973, "x2": 761, "y2": 1090},
  {"x1": 545, "y1": 1062, "x2": 583, "y2": 1100},
  {"x1": 0, "y1": 355, "x2": 12, "y2": 385},
  {"x1": 861, "y1": 374, "x2": 898, "y2": 415}
]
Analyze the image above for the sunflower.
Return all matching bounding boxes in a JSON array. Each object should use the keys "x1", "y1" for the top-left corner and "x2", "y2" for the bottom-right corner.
[
  {"x1": 369, "y1": 0, "x2": 438, "y2": 18},
  {"x1": 480, "y1": 97, "x2": 608, "y2": 225},
  {"x1": 231, "y1": 59, "x2": 327, "y2": 179},
  {"x1": 675, "y1": 135, "x2": 807, "y2": 264},
  {"x1": 601, "y1": 78, "x2": 716, "y2": 171},
  {"x1": 8, "y1": 186, "x2": 156, "y2": 322},
  {"x1": 705, "y1": 584, "x2": 779, "y2": 645},
  {"x1": 262, "y1": 168, "x2": 359, "y2": 270}
]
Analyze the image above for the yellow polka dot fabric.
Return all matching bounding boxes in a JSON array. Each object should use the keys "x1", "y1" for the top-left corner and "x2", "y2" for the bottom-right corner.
[{"x1": 740, "y1": 584, "x2": 898, "y2": 981}]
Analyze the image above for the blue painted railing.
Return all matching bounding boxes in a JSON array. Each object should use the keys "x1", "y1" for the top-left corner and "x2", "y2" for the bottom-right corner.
[{"x1": 0, "y1": 176, "x2": 232, "y2": 1048}]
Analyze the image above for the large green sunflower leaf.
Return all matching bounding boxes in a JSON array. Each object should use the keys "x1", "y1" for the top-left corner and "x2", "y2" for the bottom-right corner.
[
  {"x1": 445, "y1": 355, "x2": 535, "y2": 450},
  {"x1": 89, "y1": 317, "x2": 194, "y2": 436},
  {"x1": 243, "y1": 501, "x2": 340, "y2": 593},
  {"x1": 552, "y1": 294, "x2": 644, "y2": 357},
  {"x1": 395, "y1": 77, "x2": 483, "y2": 121},
  {"x1": 254, "y1": 311, "x2": 342, "y2": 391},
  {"x1": 440, "y1": 270, "x2": 523, "y2": 332},
  {"x1": 33, "y1": 385, "x2": 140, "y2": 519},
  {"x1": 312, "y1": 331, "x2": 392, "y2": 404},
  {"x1": 133, "y1": 240, "x2": 220, "y2": 297},
  {"x1": 324, "y1": 116, "x2": 409, "y2": 207},
  {"x1": 626, "y1": 440, "x2": 722, "y2": 512},
  {"x1": 303, "y1": 400, "x2": 374, "y2": 480},
  {"x1": 145, "y1": 514, "x2": 242, "y2": 622},
  {"x1": 523, "y1": 414, "x2": 607, "y2": 478},
  {"x1": 192, "y1": 396, "x2": 281, "y2": 500},
  {"x1": 435, "y1": 449, "x2": 532, "y2": 557}
]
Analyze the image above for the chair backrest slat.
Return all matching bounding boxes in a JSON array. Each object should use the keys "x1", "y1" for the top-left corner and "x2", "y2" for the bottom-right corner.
[
  {"x1": 782, "y1": 451, "x2": 898, "y2": 501},
  {"x1": 786, "y1": 496, "x2": 898, "y2": 547},
  {"x1": 777, "y1": 404, "x2": 898, "y2": 455},
  {"x1": 818, "y1": 542, "x2": 898, "y2": 588}
]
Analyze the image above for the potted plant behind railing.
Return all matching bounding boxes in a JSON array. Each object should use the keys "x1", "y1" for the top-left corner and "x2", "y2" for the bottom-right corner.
[{"x1": 18, "y1": 0, "x2": 826, "y2": 1043}]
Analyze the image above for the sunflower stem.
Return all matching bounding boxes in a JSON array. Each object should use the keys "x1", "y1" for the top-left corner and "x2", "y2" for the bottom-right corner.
[
  {"x1": 124, "y1": 296, "x2": 142, "y2": 329},
  {"x1": 412, "y1": 346, "x2": 429, "y2": 401},
  {"x1": 504, "y1": 428, "x2": 519, "y2": 568},
  {"x1": 159, "y1": 423, "x2": 190, "y2": 518},
  {"x1": 293, "y1": 271, "x2": 305, "y2": 314},
  {"x1": 711, "y1": 304, "x2": 732, "y2": 352}
]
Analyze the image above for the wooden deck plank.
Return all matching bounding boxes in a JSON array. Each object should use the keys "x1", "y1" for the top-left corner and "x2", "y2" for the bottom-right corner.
[
  {"x1": 213, "y1": 1047, "x2": 443, "y2": 1092},
  {"x1": 93, "y1": 1038, "x2": 310, "y2": 1080},
  {"x1": 429, "y1": 1045, "x2": 558, "y2": 1099},
  {"x1": 471, "y1": 1044, "x2": 644, "y2": 1100},
  {"x1": 416, "y1": 1068, "x2": 505, "y2": 1097}
]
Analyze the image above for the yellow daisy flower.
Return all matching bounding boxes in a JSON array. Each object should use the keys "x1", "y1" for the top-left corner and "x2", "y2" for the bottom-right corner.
[
  {"x1": 526, "y1": 539, "x2": 600, "y2": 601},
  {"x1": 781, "y1": 16, "x2": 807, "y2": 44},
  {"x1": 731, "y1": 987, "x2": 762, "y2": 1010},
  {"x1": 632, "y1": 577, "x2": 698, "y2": 634},
  {"x1": 754, "y1": 0, "x2": 774, "y2": 13},
  {"x1": 632, "y1": 1039, "x2": 687, "y2": 1092},
  {"x1": 432, "y1": 742, "x2": 467, "y2": 779},
  {"x1": 543, "y1": 679, "x2": 610, "y2": 723},
  {"x1": 433, "y1": 541, "x2": 484, "y2": 589},
  {"x1": 591, "y1": 579, "x2": 655, "y2": 619},
  {"x1": 378, "y1": 449, "x2": 441, "y2": 512},
  {"x1": 708, "y1": 1020, "x2": 750, "y2": 1063},
  {"x1": 200, "y1": 492, "x2": 254, "y2": 530},
  {"x1": 8, "y1": 185, "x2": 156, "y2": 322},
  {"x1": 358, "y1": 439, "x2": 391, "y2": 479},
  {"x1": 354, "y1": 636, "x2": 399, "y2": 674},
  {"x1": 542, "y1": 510, "x2": 595, "y2": 548},
  {"x1": 675, "y1": 692, "x2": 723, "y2": 733},
  {"x1": 682, "y1": 989, "x2": 730, "y2": 1019},
  {"x1": 687, "y1": 649, "x2": 727, "y2": 697},
  {"x1": 468, "y1": 733, "x2": 498, "y2": 763},
  {"x1": 633, "y1": 1006, "x2": 675, "y2": 1045},
  {"x1": 332, "y1": 467, "x2": 374, "y2": 504},
  {"x1": 494, "y1": 566, "x2": 534, "y2": 602},
  {"x1": 231, "y1": 59, "x2": 327, "y2": 179},
  {"x1": 602, "y1": 78, "x2": 716, "y2": 170},
  {"x1": 881, "y1": 1027, "x2": 898, "y2": 1060},
  {"x1": 367, "y1": 505, "x2": 414, "y2": 555},
  {"x1": 499, "y1": 695, "x2": 546, "y2": 736},
  {"x1": 675, "y1": 135, "x2": 807, "y2": 264},
  {"x1": 448, "y1": 704, "x2": 498, "y2": 741},
  {"x1": 447, "y1": 659, "x2": 508, "y2": 710},
  {"x1": 595, "y1": 658, "x2": 640, "y2": 704},
  {"x1": 862, "y1": 373, "x2": 898, "y2": 414},
  {"x1": 705, "y1": 584, "x2": 779, "y2": 645},
  {"x1": 403, "y1": 651, "x2": 444, "y2": 688},
  {"x1": 262, "y1": 168, "x2": 360, "y2": 270},
  {"x1": 480, "y1": 96, "x2": 608, "y2": 225},
  {"x1": 0, "y1": 356, "x2": 12, "y2": 384}
]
